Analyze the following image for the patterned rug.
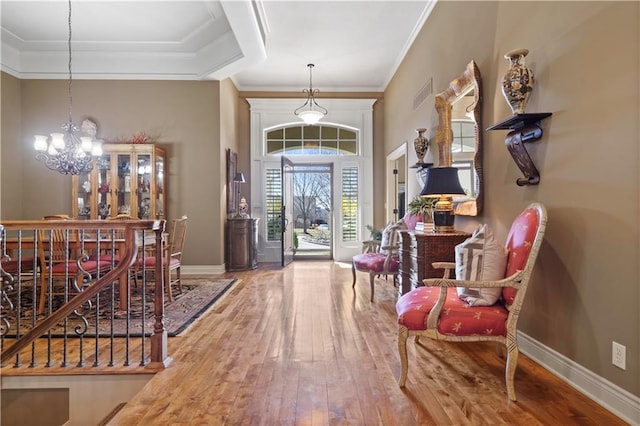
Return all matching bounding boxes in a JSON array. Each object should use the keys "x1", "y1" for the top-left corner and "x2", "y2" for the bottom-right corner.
[{"x1": 5, "y1": 277, "x2": 237, "y2": 338}]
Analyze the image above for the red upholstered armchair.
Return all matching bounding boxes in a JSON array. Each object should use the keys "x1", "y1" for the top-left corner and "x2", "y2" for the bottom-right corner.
[
  {"x1": 352, "y1": 214, "x2": 421, "y2": 302},
  {"x1": 351, "y1": 238, "x2": 400, "y2": 302},
  {"x1": 396, "y1": 203, "x2": 547, "y2": 401}
]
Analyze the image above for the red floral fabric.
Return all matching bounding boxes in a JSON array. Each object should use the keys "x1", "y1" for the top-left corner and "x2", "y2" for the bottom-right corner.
[
  {"x1": 396, "y1": 286, "x2": 508, "y2": 337},
  {"x1": 352, "y1": 252, "x2": 399, "y2": 274},
  {"x1": 502, "y1": 207, "x2": 540, "y2": 305}
]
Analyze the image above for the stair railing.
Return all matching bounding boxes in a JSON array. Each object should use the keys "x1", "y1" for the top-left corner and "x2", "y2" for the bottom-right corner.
[{"x1": 0, "y1": 219, "x2": 169, "y2": 370}]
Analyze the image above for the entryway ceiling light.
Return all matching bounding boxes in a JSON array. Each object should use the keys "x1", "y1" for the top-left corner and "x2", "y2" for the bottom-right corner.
[{"x1": 294, "y1": 64, "x2": 328, "y2": 125}]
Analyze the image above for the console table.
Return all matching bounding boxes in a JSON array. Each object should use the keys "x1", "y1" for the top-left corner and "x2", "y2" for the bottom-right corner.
[
  {"x1": 226, "y1": 217, "x2": 259, "y2": 271},
  {"x1": 398, "y1": 230, "x2": 471, "y2": 295}
]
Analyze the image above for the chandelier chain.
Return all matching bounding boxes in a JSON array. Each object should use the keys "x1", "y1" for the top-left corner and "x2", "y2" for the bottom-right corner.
[
  {"x1": 33, "y1": 0, "x2": 101, "y2": 175},
  {"x1": 67, "y1": 0, "x2": 73, "y2": 124}
]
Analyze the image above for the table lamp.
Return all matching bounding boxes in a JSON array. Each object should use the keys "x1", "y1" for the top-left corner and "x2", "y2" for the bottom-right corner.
[
  {"x1": 419, "y1": 166, "x2": 466, "y2": 233},
  {"x1": 233, "y1": 172, "x2": 246, "y2": 217}
]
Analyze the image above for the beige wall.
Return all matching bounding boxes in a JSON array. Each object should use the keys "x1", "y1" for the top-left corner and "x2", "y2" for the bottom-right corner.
[
  {"x1": 385, "y1": 1, "x2": 639, "y2": 396},
  {"x1": 0, "y1": 72, "x2": 24, "y2": 218},
  {"x1": 1, "y1": 77, "x2": 224, "y2": 266},
  {"x1": 220, "y1": 79, "x2": 240, "y2": 264},
  {"x1": 1, "y1": 0, "x2": 638, "y2": 400}
]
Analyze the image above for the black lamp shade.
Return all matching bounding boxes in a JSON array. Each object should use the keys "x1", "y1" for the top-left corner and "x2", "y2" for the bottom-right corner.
[
  {"x1": 419, "y1": 167, "x2": 465, "y2": 197},
  {"x1": 233, "y1": 172, "x2": 246, "y2": 183}
]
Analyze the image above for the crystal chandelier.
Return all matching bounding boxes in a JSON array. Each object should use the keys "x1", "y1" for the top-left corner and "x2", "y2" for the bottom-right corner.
[
  {"x1": 294, "y1": 64, "x2": 328, "y2": 125},
  {"x1": 34, "y1": 0, "x2": 102, "y2": 175}
]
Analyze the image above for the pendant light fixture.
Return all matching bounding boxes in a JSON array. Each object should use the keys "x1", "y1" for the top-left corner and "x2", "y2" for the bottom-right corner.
[
  {"x1": 34, "y1": 0, "x2": 102, "y2": 175},
  {"x1": 294, "y1": 64, "x2": 328, "y2": 125}
]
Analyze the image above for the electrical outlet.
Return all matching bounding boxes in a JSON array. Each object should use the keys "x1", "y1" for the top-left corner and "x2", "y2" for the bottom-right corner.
[{"x1": 612, "y1": 341, "x2": 626, "y2": 370}]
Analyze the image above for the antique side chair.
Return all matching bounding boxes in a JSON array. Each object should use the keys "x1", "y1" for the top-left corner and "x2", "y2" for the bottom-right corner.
[{"x1": 396, "y1": 203, "x2": 547, "y2": 401}]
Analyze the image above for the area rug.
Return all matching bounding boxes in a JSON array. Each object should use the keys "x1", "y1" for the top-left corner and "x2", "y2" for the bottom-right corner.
[{"x1": 5, "y1": 277, "x2": 237, "y2": 338}]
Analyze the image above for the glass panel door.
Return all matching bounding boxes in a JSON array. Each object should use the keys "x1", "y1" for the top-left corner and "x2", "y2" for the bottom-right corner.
[
  {"x1": 97, "y1": 154, "x2": 113, "y2": 219},
  {"x1": 136, "y1": 154, "x2": 152, "y2": 219},
  {"x1": 76, "y1": 172, "x2": 92, "y2": 219},
  {"x1": 281, "y1": 156, "x2": 294, "y2": 267},
  {"x1": 115, "y1": 154, "x2": 132, "y2": 218},
  {"x1": 155, "y1": 153, "x2": 165, "y2": 219}
]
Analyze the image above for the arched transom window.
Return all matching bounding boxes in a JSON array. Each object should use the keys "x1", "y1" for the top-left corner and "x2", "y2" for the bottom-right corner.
[{"x1": 266, "y1": 125, "x2": 358, "y2": 156}]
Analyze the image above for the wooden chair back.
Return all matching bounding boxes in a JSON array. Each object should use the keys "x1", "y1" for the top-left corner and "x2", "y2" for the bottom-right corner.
[{"x1": 168, "y1": 216, "x2": 188, "y2": 262}]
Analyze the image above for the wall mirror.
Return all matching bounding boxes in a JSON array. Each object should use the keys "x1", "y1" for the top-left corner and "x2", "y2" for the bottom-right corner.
[{"x1": 434, "y1": 60, "x2": 483, "y2": 216}]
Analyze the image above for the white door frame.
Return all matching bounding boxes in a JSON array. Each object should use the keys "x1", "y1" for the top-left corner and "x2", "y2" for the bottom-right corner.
[
  {"x1": 247, "y1": 98, "x2": 376, "y2": 263},
  {"x1": 386, "y1": 142, "x2": 407, "y2": 224}
]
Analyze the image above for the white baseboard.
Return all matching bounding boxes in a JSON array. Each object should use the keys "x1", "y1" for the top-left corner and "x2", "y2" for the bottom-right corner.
[
  {"x1": 519, "y1": 332, "x2": 640, "y2": 425},
  {"x1": 182, "y1": 265, "x2": 226, "y2": 276}
]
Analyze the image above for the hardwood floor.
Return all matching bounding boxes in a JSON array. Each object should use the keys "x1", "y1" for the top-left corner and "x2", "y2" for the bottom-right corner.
[{"x1": 108, "y1": 261, "x2": 624, "y2": 425}]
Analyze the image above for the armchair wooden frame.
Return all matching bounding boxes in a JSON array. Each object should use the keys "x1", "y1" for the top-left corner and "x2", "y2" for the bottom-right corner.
[
  {"x1": 352, "y1": 239, "x2": 400, "y2": 302},
  {"x1": 397, "y1": 203, "x2": 547, "y2": 401}
]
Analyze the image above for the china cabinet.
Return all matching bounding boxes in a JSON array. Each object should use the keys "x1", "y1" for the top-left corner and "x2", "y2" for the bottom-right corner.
[{"x1": 72, "y1": 144, "x2": 166, "y2": 220}]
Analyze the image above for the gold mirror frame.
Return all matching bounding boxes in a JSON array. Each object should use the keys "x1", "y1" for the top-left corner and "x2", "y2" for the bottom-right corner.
[{"x1": 434, "y1": 60, "x2": 483, "y2": 216}]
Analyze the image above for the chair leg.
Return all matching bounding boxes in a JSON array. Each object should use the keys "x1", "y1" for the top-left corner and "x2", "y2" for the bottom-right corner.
[
  {"x1": 38, "y1": 275, "x2": 47, "y2": 314},
  {"x1": 351, "y1": 263, "x2": 357, "y2": 288},
  {"x1": 164, "y1": 265, "x2": 172, "y2": 302},
  {"x1": 175, "y1": 266, "x2": 183, "y2": 294},
  {"x1": 369, "y1": 271, "x2": 375, "y2": 302},
  {"x1": 505, "y1": 341, "x2": 519, "y2": 401},
  {"x1": 398, "y1": 325, "x2": 409, "y2": 387}
]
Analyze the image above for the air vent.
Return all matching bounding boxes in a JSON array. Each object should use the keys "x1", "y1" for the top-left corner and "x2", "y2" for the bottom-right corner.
[{"x1": 413, "y1": 77, "x2": 433, "y2": 110}]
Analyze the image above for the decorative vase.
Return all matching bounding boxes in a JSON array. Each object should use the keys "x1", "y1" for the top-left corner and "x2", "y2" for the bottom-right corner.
[
  {"x1": 501, "y1": 48, "x2": 534, "y2": 114},
  {"x1": 413, "y1": 128, "x2": 429, "y2": 164},
  {"x1": 98, "y1": 203, "x2": 110, "y2": 218}
]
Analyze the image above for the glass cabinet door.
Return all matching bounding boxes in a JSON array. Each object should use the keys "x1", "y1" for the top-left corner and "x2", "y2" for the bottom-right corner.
[
  {"x1": 75, "y1": 171, "x2": 93, "y2": 219},
  {"x1": 155, "y1": 153, "x2": 165, "y2": 219},
  {"x1": 115, "y1": 154, "x2": 132, "y2": 218},
  {"x1": 136, "y1": 154, "x2": 152, "y2": 219},
  {"x1": 96, "y1": 154, "x2": 112, "y2": 219},
  {"x1": 71, "y1": 144, "x2": 167, "y2": 220}
]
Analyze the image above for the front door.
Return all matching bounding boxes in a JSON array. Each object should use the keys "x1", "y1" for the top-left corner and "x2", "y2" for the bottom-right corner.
[{"x1": 281, "y1": 156, "x2": 295, "y2": 267}]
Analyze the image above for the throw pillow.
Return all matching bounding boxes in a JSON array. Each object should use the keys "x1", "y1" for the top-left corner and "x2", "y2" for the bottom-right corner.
[
  {"x1": 380, "y1": 219, "x2": 407, "y2": 255},
  {"x1": 402, "y1": 213, "x2": 421, "y2": 231},
  {"x1": 455, "y1": 224, "x2": 508, "y2": 306}
]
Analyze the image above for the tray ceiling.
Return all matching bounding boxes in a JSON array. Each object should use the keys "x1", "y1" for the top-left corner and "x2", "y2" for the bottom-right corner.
[{"x1": 1, "y1": 0, "x2": 435, "y2": 92}]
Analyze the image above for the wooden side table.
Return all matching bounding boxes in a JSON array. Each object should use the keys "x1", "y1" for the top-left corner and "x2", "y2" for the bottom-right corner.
[
  {"x1": 226, "y1": 217, "x2": 259, "y2": 271},
  {"x1": 398, "y1": 230, "x2": 471, "y2": 295}
]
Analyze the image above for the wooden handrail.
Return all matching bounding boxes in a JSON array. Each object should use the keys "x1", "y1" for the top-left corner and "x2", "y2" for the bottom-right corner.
[{"x1": 0, "y1": 219, "x2": 168, "y2": 367}]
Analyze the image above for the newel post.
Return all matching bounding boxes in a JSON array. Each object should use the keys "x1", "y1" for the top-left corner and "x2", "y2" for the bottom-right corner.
[{"x1": 148, "y1": 219, "x2": 172, "y2": 369}]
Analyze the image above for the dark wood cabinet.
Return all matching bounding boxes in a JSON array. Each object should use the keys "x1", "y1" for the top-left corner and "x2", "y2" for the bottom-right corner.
[
  {"x1": 398, "y1": 231, "x2": 471, "y2": 295},
  {"x1": 226, "y1": 218, "x2": 259, "y2": 271}
]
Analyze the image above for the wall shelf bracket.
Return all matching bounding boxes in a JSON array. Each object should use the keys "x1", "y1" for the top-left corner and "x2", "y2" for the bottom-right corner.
[{"x1": 487, "y1": 113, "x2": 552, "y2": 186}]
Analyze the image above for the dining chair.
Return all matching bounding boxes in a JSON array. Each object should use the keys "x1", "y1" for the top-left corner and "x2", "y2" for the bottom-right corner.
[
  {"x1": 99, "y1": 214, "x2": 136, "y2": 263},
  {"x1": 136, "y1": 215, "x2": 188, "y2": 302},
  {"x1": 37, "y1": 225, "x2": 112, "y2": 314}
]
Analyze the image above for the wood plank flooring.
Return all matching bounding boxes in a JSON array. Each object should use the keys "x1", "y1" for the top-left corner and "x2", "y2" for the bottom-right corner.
[{"x1": 102, "y1": 261, "x2": 624, "y2": 425}]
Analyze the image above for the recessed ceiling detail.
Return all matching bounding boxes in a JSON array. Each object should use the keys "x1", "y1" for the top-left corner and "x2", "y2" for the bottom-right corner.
[{"x1": 1, "y1": 0, "x2": 435, "y2": 91}]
